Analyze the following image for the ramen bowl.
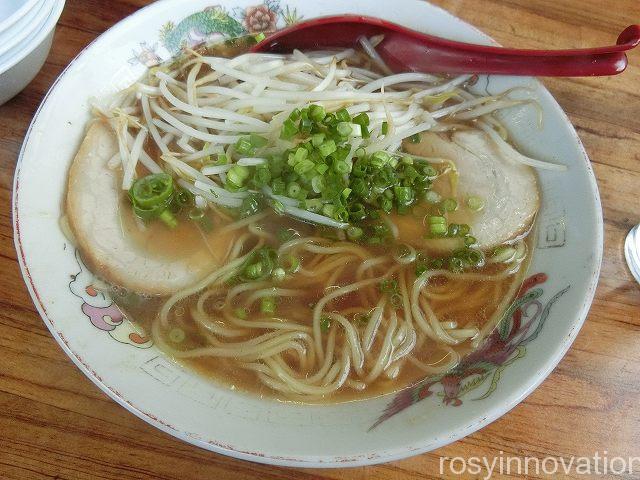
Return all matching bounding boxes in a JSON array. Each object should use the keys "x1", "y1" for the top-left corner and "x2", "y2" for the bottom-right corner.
[
  {"x1": 0, "y1": 0, "x2": 65, "y2": 106},
  {"x1": 13, "y1": 0, "x2": 602, "y2": 467}
]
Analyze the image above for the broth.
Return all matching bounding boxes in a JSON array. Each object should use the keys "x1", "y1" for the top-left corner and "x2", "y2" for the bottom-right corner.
[{"x1": 118, "y1": 198, "x2": 533, "y2": 403}]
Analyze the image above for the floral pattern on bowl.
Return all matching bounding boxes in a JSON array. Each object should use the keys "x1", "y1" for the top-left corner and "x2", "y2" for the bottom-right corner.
[
  {"x1": 69, "y1": 250, "x2": 152, "y2": 349},
  {"x1": 129, "y1": 1, "x2": 302, "y2": 66},
  {"x1": 372, "y1": 274, "x2": 570, "y2": 429}
]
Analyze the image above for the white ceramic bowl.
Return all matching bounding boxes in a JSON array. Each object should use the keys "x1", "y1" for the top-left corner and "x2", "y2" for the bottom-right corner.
[
  {"x1": 0, "y1": 0, "x2": 28, "y2": 22},
  {"x1": 0, "y1": 0, "x2": 47, "y2": 48},
  {"x1": 0, "y1": 0, "x2": 41, "y2": 35},
  {"x1": 0, "y1": 0, "x2": 64, "y2": 106},
  {"x1": 0, "y1": 0, "x2": 52, "y2": 61},
  {"x1": 13, "y1": 0, "x2": 602, "y2": 467}
]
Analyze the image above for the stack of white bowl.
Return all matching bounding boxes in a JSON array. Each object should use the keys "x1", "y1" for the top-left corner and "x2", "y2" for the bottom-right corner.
[{"x1": 0, "y1": 0, "x2": 65, "y2": 106}]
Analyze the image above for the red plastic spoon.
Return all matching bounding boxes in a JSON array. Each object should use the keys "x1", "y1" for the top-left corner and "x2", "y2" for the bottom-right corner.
[{"x1": 251, "y1": 15, "x2": 640, "y2": 77}]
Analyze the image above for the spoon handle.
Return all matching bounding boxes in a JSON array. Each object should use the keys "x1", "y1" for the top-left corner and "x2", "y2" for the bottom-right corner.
[
  {"x1": 254, "y1": 16, "x2": 640, "y2": 77},
  {"x1": 380, "y1": 24, "x2": 639, "y2": 76}
]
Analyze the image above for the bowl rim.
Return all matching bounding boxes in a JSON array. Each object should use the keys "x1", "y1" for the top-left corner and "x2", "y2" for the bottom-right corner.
[
  {"x1": 0, "y1": 0, "x2": 43, "y2": 34},
  {"x1": 0, "y1": 0, "x2": 64, "y2": 75},
  {"x1": 12, "y1": 0, "x2": 603, "y2": 467},
  {"x1": 0, "y1": 0, "x2": 53, "y2": 63}
]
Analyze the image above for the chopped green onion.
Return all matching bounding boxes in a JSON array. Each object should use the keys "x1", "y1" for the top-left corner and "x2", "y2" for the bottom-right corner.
[
  {"x1": 323, "y1": 113, "x2": 337, "y2": 126},
  {"x1": 294, "y1": 158, "x2": 315, "y2": 175},
  {"x1": 351, "y1": 159, "x2": 368, "y2": 177},
  {"x1": 318, "y1": 140, "x2": 337, "y2": 158},
  {"x1": 168, "y1": 328, "x2": 186, "y2": 343},
  {"x1": 322, "y1": 204, "x2": 336, "y2": 218},
  {"x1": 277, "y1": 228, "x2": 298, "y2": 243},
  {"x1": 287, "y1": 181, "x2": 301, "y2": 198},
  {"x1": 240, "y1": 247, "x2": 277, "y2": 281},
  {"x1": 466, "y1": 249, "x2": 484, "y2": 267},
  {"x1": 422, "y1": 164, "x2": 438, "y2": 178},
  {"x1": 424, "y1": 190, "x2": 441, "y2": 204},
  {"x1": 130, "y1": 173, "x2": 174, "y2": 209},
  {"x1": 379, "y1": 278, "x2": 399, "y2": 294},
  {"x1": 334, "y1": 160, "x2": 350, "y2": 174},
  {"x1": 253, "y1": 165, "x2": 271, "y2": 186},
  {"x1": 430, "y1": 223, "x2": 448, "y2": 235},
  {"x1": 280, "y1": 119, "x2": 298, "y2": 140},
  {"x1": 315, "y1": 163, "x2": 329, "y2": 175},
  {"x1": 336, "y1": 122, "x2": 353, "y2": 137},
  {"x1": 348, "y1": 202, "x2": 366, "y2": 221},
  {"x1": 309, "y1": 104, "x2": 326, "y2": 122},
  {"x1": 447, "y1": 223, "x2": 460, "y2": 237},
  {"x1": 352, "y1": 112, "x2": 370, "y2": 127},
  {"x1": 175, "y1": 188, "x2": 194, "y2": 208},
  {"x1": 333, "y1": 206, "x2": 349, "y2": 222},
  {"x1": 428, "y1": 215, "x2": 447, "y2": 225},
  {"x1": 311, "y1": 175, "x2": 326, "y2": 193},
  {"x1": 271, "y1": 199, "x2": 285, "y2": 215},
  {"x1": 227, "y1": 165, "x2": 250, "y2": 188},
  {"x1": 304, "y1": 198, "x2": 323, "y2": 212},
  {"x1": 188, "y1": 208, "x2": 205, "y2": 220},
  {"x1": 350, "y1": 178, "x2": 367, "y2": 196},
  {"x1": 430, "y1": 258, "x2": 445, "y2": 269},
  {"x1": 289, "y1": 108, "x2": 301, "y2": 121},
  {"x1": 448, "y1": 257, "x2": 464, "y2": 273},
  {"x1": 415, "y1": 261, "x2": 429, "y2": 277},
  {"x1": 381, "y1": 121, "x2": 389, "y2": 135},
  {"x1": 467, "y1": 196, "x2": 485, "y2": 211},
  {"x1": 346, "y1": 226, "x2": 363, "y2": 240},
  {"x1": 393, "y1": 243, "x2": 415, "y2": 261},
  {"x1": 441, "y1": 198, "x2": 458, "y2": 212},
  {"x1": 403, "y1": 165, "x2": 419, "y2": 183},
  {"x1": 320, "y1": 316, "x2": 331, "y2": 332},
  {"x1": 244, "y1": 262, "x2": 263, "y2": 279},
  {"x1": 390, "y1": 293, "x2": 403, "y2": 308},
  {"x1": 261, "y1": 297, "x2": 277, "y2": 314},
  {"x1": 464, "y1": 235, "x2": 477, "y2": 246},
  {"x1": 492, "y1": 245, "x2": 517, "y2": 263},
  {"x1": 312, "y1": 133, "x2": 326, "y2": 147},
  {"x1": 272, "y1": 267, "x2": 286, "y2": 282},
  {"x1": 239, "y1": 194, "x2": 263, "y2": 218},
  {"x1": 234, "y1": 308, "x2": 248, "y2": 319},
  {"x1": 157, "y1": 210, "x2": 177, "y2": 228},
  {"x1": 250, "y1": 134, "x2": 268, "y2": 149},
  {"x1": 129, "y1": 173, "x2": 180, "y2": 228},
  {"x1": 336, "y1": 108, "x2": 350, "y2": 122},
  {"x1": 292, "y1": 147, "x2": 308, "y2": 164},
  {"x1": 235, "y1": 137, "x2": 253, "y2": 155},
  {"x1": 280, "y1": 254, "x2": 300, "y2": 273},
  {"x1": 271, "y1": 177, "x2": 286, "y2": 195},
  {"x1": 409, "y1": 133, "x2": 422, "y2": 143},
  {"x1": 300, "y1": 117, "x2": 313, "y2": 133},
  {"x1": 370, "y1": 151, "x2": 391, "y2": 168},
  {"x1": 394, "y1": 186, "x2": 414, "y2": 206}
]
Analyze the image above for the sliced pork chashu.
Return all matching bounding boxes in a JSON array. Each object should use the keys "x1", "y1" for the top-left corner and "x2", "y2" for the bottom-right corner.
[
  {"x1": 66, "y1": 122, "x2": 231, "y2": 296},
  {"x1": 400, "y1": 131, "x2": 539, "y2": 252}
]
